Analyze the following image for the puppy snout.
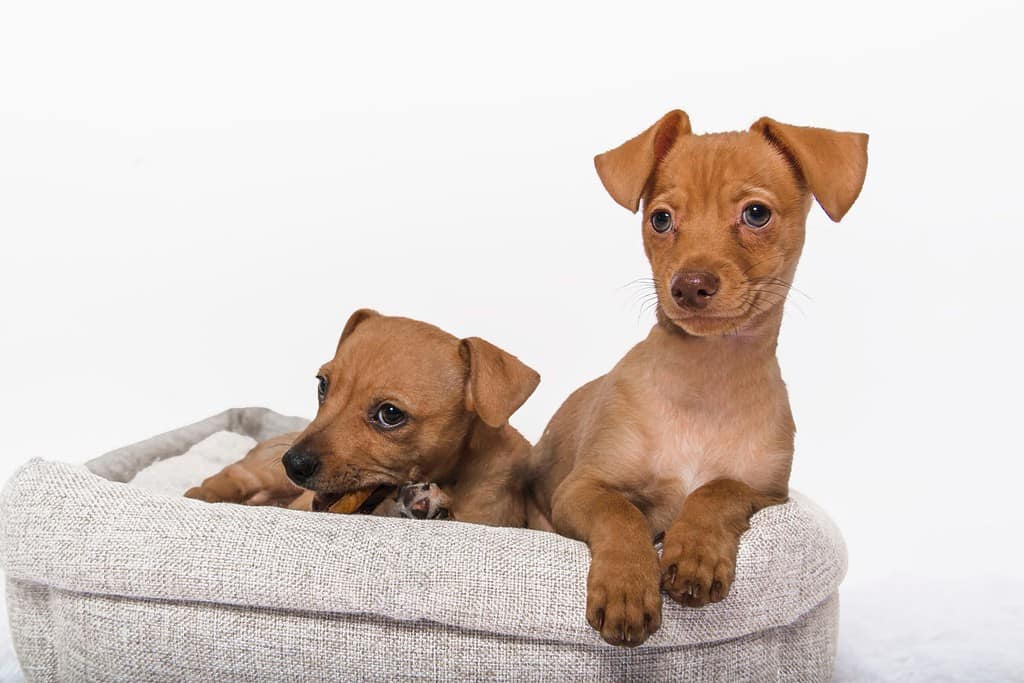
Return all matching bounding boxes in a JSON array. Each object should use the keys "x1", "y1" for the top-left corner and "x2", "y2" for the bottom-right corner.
[
  {"x1": 670, "y1": 270, "x2": 720, "y2": 310},
  {"x1": 282, "y1": 447, "x2": 320, "y2": 484}
]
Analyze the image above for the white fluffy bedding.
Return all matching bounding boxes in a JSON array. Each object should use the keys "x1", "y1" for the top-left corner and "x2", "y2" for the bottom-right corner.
[{"x1": 126, "y1": 430, "x2": 256, "y2": 496}]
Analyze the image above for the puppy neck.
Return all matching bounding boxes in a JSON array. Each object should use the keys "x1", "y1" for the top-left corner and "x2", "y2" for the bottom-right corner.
[
  {"x1": 461, "y1": 419, "x2": 522, "y2": 464},
  {"x1": 426, "y1": 417, "x2": 520, "y2": 486}
]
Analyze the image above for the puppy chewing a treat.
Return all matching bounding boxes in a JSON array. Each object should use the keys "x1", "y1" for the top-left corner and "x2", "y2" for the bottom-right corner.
[
  {"x1": 530, "y1": 110, "x2": 868, "y2": 646},
  {"x1": 185, "y1": 423, "x2": 451, "y2": 519},
  {"x1": 186, "y1": 309, "x2": 537, "y2": 526},
  {"x1": 317, "y1": 481, "x2": 450, "y2": 519}
]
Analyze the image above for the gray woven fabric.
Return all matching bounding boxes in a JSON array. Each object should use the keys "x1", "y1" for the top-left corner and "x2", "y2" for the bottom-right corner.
[
  {"x1": 7, "y1": 580, "x2": 839, "y2": 682},
  {"x1": 0, "y1": 407, "x2": 847, "y2": 681}
]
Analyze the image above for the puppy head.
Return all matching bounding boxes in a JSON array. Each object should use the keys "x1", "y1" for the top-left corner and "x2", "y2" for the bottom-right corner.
[
  {"x1": 282, "y1": 309, "x2": 539, "y2": 510},
  {"x1": 595, "y1": 110, "x2": 868, "y2": 336}
]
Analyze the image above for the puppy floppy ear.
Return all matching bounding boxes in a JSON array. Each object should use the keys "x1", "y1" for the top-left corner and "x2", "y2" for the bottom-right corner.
[
  {"x1": 750, "y1": 117, "x2": 868, "y2": 222},
  {"x1": 459, "y1": 337, "x2": 540, "y2": 428},
  {"x1": 336, "y1": 308, "x2": 380, "y2": 350},
  {"x1": 594, "y1": 109, "x2": 692, "y2": 213}
]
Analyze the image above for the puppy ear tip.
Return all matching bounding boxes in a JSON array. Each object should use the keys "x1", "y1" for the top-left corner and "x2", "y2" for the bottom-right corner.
[
  {"x1": 666, "y1": 109, "x2": 692, "y2": 128},
  {"x1": 823, "y1": 203, "x2": 853, "y2": 223}
]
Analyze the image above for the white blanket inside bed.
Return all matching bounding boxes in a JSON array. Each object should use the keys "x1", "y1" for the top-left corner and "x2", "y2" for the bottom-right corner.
[{"x1": 127, "y1": 431, "x2": 257, "y2": 496}]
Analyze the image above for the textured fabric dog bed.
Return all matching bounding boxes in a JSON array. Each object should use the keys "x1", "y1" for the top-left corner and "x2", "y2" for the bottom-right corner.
[{"x1": 0, "y1": 407, "x2": 847, "y2": 682}]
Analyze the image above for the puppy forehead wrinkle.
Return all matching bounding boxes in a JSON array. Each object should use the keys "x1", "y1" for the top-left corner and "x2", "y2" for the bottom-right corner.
[
  {"x1": 647, "y1": 188, "x2": 681, "y2": 210},
  {"x1": 657, "y1": 132, "x2": 799, "y2": 202},
  {"x1": 336, "y1": 334, "x2": 465, "y2": 414},
  {"x1": 730, "y1": 183, "x2": 781, "y2": 206},
  {"x1": 341, "y1": 319, "x2": 461, "y2": 371},
  {"x1": 353, "y1": 370, "x2": 462, "y2": 415}
]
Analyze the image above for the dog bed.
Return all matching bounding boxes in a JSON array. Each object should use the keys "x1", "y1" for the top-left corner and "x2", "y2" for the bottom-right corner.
[{"x1": 0, "y1": 407, "x2": 846, "y2": 681}]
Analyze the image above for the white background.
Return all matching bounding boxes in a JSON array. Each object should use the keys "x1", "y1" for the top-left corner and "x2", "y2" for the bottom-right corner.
[{"x1": 2, "y1": 0, "x2": 1022, "y2": 677}]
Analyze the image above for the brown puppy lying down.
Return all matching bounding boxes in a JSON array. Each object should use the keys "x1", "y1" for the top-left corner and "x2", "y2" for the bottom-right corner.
[
  {"x1": 187, "y1": 429, "x2": 453, "y2": 519},
  {"x1": 529, "y1": 110, "x2": 868, "y2": 646},
  {"x1": 186, "y1": 309, "x2": 540, "y2": 527}
]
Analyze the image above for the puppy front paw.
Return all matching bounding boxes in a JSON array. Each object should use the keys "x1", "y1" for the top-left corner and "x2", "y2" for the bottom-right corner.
[
  {"x1": 586, "y1": 548, "x2": 662, "y2": 647},
  {"x1": 184, "y1": 486, "x2": 221, "y2": 502},
  {"x1": 391, "y1": 482, "x2": 451, "y2": 520},
  {"x1": 660, "y1": 526, "x2": 738, "y2": 607}
]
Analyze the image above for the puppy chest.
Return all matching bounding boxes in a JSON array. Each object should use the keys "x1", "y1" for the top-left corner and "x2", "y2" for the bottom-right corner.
[
  {"x1": 646, "y1": 428, "x2": 720, "y2": 494},
  {"x1": 642, "y1": 416, "x2": 780, "y2": 497}
]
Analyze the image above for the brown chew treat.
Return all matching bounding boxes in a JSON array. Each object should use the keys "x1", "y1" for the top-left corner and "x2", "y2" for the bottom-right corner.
[
  {"x1": 327, "y1": 483, "x2": 395, "y2": 516},
  {"x1": 327, "y1": 486, "x2": 380, "y2": 514},
  {"x1": 322, "y1": 482, "x2": 451, "y2": 519}
]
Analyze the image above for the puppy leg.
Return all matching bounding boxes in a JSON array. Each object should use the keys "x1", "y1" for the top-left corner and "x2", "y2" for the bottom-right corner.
[
  {"x1": 660, "y1": 479, "x2": 783, "y2": 607},
  {"x1": 552, "y1": 477, "x2": 662, "y2": 647},
  {"x1": 185, "y1": 432, "x2": 304, "y2": 506}
]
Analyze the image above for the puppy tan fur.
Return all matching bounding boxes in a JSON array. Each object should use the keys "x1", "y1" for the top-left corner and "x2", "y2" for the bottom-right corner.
[
  {"x1": 529, "y1": 110, "x2": 868, "y2": 646},
  {"x1": 187, "y1": 309, "x2": 539, "y2": 527}
]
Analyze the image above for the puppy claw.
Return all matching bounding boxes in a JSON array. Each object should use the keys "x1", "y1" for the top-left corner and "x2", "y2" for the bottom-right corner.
[
  {"x1": 586, "y1": 549, "x2": 662, "y2": 647},
  {"x1": 663, "y1": 564, "x2": 678, "y2": 588},
  {"x1": 660, "y1": 529, "x2": 738, "y2": 608}
]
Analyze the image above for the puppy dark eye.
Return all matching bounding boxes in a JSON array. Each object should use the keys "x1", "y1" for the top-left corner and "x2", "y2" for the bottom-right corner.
[
  {"x1": 316, "y1": 375, "x2": 328, "y2": 404},
  {"x1": 650, "y1": 210, "x2": 673, "y2": 233},
  {"x1": 374, "y1": 403, "x2": 407, "y2": 429},
  {"x1": 741, "y1": 203, "x2": 772, "y2": 229}
]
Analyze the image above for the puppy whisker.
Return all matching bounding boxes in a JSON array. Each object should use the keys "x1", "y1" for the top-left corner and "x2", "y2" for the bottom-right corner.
[
  {"x1": 747, "y1": 286, "x2": 807, "y2": 318},
  {"x1": 740, "y1": 254, "x2": 788, "y2": 277},
  {"x1": 747, "y1": 276, "x2": 812, "y2": 302}
]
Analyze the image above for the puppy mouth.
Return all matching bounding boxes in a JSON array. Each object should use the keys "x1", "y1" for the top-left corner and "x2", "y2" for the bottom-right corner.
[
  {"x1": 662, "y1": 298, "x2": 770, "y2": 335},
  {"x1": 664, "y1": 303, "x2": 751, "y2": 324},
  {"x1": 311, "y1": 484, "x2": 395, "y2": 514},
  {"x1": 669, "y1": 307, "x2": 743, "y2": 320}
]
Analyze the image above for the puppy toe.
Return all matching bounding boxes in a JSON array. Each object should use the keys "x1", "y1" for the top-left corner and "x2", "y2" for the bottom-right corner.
[
  {"x1": 184, "y1": 487, "x2": 215, "y2": 502},
  {"x1": 661, "y1": 533, "x2": 737, "y2": 607}
]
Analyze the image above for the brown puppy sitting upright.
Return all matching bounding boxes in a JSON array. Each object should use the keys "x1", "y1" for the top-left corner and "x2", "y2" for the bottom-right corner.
[
  {"x1": 530, "y1": 110, "x2": 868, "y2": 646},
  {"x1": 187, "y1": 309, "x2": 540, "y2": 527}
]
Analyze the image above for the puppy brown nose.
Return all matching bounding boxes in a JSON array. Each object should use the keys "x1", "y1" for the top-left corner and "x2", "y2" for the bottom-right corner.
[
  {"x1": 283, "y1": 448, "x2": 320, "y2": 484},
  {"x1": 670, "y1": 270, "x2": 720, "y2": 310}
]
